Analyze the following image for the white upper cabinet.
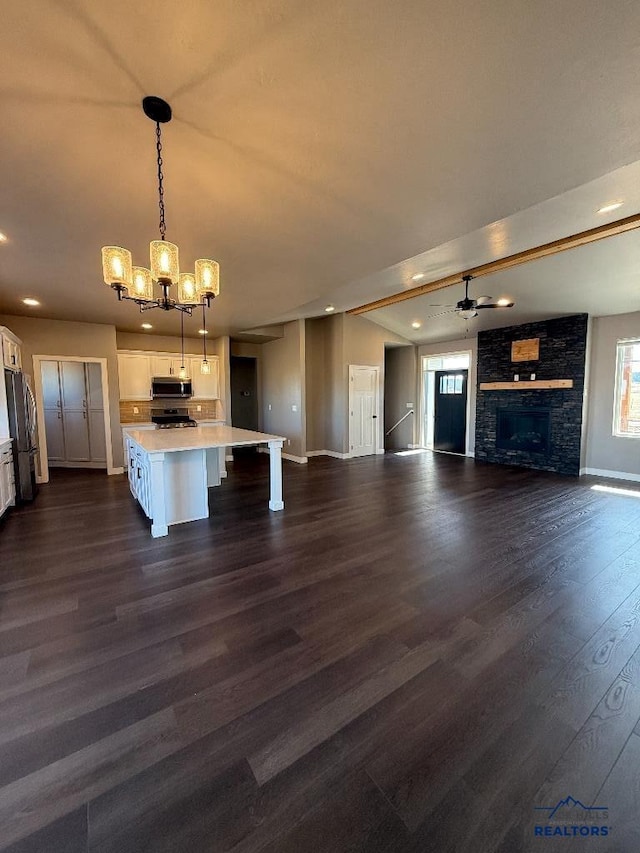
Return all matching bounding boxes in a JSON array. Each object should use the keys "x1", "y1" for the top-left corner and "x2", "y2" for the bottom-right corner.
[
  {"x1": 117, "y1": 350, "x2": 220, "y2": 400},
  {"x1": 1, "y1": 327, "x2": 22, "y2": 372},
  {"x1": 118, "y1": 354, "x2": 152, "y2": 400},
  {"x1": 189, "y1": 357, "x2": 220, "y2": 400}
]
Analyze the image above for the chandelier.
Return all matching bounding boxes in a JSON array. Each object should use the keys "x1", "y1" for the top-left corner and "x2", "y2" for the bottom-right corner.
[{"x1": 101, "y1": 96, "x2": 219, "y2": 316}]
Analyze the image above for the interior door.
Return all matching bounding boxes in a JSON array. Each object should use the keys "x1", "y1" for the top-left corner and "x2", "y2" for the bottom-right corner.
[
  {"x1": 349, "y1": 365, "x2": 379, "y2": 457},
  {"x1": 434, "y1": 370, "x2": 468, "y2": 454}
]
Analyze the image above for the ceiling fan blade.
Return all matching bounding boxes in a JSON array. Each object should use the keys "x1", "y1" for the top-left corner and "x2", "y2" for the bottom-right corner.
[
  {"x1": 427, "y1": 303, "x2": 454, "y2": 308},
  {"x1": 475, "y1": 302, "x2": 515, "y2": 309},
  {"x1": 424, "y1": 308, "x2": 458, "y2": 319}
]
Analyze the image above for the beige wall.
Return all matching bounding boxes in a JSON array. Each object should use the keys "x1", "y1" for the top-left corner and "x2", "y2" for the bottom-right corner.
[
  {"x1": 584, "y1": 311, "x2": 640, "y2": 477},
  {"x1": 116, "y1": 331, "x2": 231, "y2": 423},
  {"x1": 417, "y1": 336, "x2": 478, "y2": 455},
  {"x1": 261, "y1": 320, "x2": 306, "y2": 459},
  {"x1": 0, "y1": 314, "x2": 123, "y2": 468},
  {"x1": 305, "y1": 319, "x2": 326, "y2": 452},
  {"x1": 384, "y1": 345, "x2": 418, "y2": 450}
]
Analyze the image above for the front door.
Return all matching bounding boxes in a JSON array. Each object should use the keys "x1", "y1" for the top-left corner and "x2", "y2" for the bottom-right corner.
[
  {"x1": 434, "y1": 370, "x2": 468, "y2": 454},
  {"x1": 349, "y1": 365, "x2": 379, "y2": 457}
]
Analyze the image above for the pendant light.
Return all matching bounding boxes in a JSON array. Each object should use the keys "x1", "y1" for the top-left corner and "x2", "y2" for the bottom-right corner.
[
  {"x1": 178, "y1": 312, "x2": 187, "y2": 380},
  {"x1": 101, "y1": 96, "x2": 220, "y2": 317},
  {"x1": 201, "y1": 304, "x2": 211, "y2": 374}
]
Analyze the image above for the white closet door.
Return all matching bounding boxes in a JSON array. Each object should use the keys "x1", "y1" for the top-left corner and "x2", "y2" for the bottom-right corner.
[
  {"x1": 41, "y1": 361, "x2": 62, "y2": 410},
  {"x1": 85, "y1": 363, "x2": 103, "y2": 410},
  {"x1": 61, "y1": 362, "x2": 87, "y2": 410},
  {"x1": 63, "y1": 410, "x2": 91, "y2": 461},
  {"x1": 44, "y1": 407, "x2": 66, "y2": 461}
]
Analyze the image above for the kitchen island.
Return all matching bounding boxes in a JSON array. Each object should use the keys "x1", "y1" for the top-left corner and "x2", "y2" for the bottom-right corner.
[{"x1": 125, "y1": 426, "x2": 286, "y2": 537}]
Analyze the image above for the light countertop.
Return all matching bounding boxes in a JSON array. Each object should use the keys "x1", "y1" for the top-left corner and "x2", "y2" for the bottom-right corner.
[
  {"x1": 0, "y1": 437, "x2": 13, "y2": 451},
  {"x1": 126, "y1": 425, "x2": 285, "y2": 454}
]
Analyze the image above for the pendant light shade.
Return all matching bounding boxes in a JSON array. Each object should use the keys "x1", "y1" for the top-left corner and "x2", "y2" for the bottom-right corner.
[
  {"x1": 200, "y1": 359, "x2": 211, "y2": 374},
  {"x1": 195, "y1": 259, "x2": 220, "y2": 299},
  {"x1": 150, "y1": 240, "x2": 179, "y2": 283},
  {"x1": 131, "y1": 267, "x2": 154, "y2": 301},
  {"x1": 177, "y1": 272, "x2": 198, "y2": 304},
  {"x1": 102, "y1": 247, "x2": 132, "y2": 288}
]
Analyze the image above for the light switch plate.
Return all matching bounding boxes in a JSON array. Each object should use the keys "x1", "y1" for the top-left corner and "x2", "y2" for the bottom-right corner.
[
  {"x1": 406, "y1": 402, "x2": 413, "y2": 408},
  {"x1": 133, "y1": 406, "x2": 139, "y2": 414},
  {"x1": 514, "y1": 374, "x2": 520, "y2": 381},
  {"x1": 530, "y1": 373, "x2": 536, "y2": 381},
  {"x1": 268, "y1": 404, "x2": 272, "y2": 411},
  {"x1": 197, "y1": 405, "x2": 202, "y2": 412},
  {"x1": 292, "y1": 404, "x2": 298, "y2": 412}
]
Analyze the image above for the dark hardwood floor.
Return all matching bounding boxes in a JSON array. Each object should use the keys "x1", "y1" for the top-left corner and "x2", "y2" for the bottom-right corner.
[{"x1": 1, "y1": 452, "x2": 639, "y2": 852}]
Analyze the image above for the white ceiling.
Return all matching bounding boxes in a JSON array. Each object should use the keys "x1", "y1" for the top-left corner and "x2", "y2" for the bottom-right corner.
[{"x1": 1, "y1": 0, "x2": 640, "y2": 341}]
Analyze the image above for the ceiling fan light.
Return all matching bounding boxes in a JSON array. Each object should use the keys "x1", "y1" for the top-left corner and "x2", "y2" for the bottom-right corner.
[
  {"x1": 195, "y1": 259, "x2": 220, "y2": 298},
  {"x1": 131, "y1": 266, "x2": 154, "y2": 301},
  {"x1": 178, "y1": 272, "x2": 198, "y2": 304},
  {"x1": 150, "y1": 240, "x2": 179, "y2": 283},
  {"x1": 102, "y1": 246, "x2": 132, "y2": 288},
  {"x1": 458, "y1": 309, "x2": 478, "y2": 320}
]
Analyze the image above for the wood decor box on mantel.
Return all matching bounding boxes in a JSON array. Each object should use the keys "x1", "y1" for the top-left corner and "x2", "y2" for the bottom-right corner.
[{"x1": 479, "y1": 379, "x2": 574, "y2": 391}]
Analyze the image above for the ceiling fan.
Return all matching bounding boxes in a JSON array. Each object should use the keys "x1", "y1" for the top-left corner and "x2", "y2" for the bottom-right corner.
[{"x1": 427, "y1": 274, "x2": 515, "y2": 320}]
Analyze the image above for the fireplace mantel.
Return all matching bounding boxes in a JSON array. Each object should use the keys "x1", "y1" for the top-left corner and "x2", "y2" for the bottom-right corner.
[{"x1": 479, "y1": 379, "x2": 574, "y2": 391}]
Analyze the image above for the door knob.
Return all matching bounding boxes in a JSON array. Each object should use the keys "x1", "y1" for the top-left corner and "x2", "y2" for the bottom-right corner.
[{"x1": 372, "y1": 415, "x2": 377, "y2": 418}]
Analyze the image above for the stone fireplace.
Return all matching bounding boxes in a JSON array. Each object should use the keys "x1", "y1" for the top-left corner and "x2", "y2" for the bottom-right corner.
[{"x1": 475, "y1": 314, "x2": 588, "y2": 476}]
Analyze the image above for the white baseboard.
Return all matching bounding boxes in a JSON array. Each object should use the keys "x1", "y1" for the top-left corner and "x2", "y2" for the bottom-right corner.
[
  {"x1": 225, "y1": 454, "x2": 233, "y2": 462},
  {"x1": 306, "y1": 449, "x2": 351, "y2": 460},
  {"x1": 580, "y1": 467, "x2": 640, "y2": 483},
  {"x1": 466, "y1": 451, "x2": 475, "y2": 458},
  {"x1": 283, "y1": 452, "x2": 308, "y2": 464},
  {"x1": 258, "y1": 447, "x2": 307, "y2": 464},
  {"x1": 108, "y1": 466, "x2": 124, "y2": 476}
]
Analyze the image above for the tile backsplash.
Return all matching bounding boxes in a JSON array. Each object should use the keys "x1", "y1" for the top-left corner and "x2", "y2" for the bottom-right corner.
[{"x1": 120, "y1": 398, "x2": 223, "y2": 424}]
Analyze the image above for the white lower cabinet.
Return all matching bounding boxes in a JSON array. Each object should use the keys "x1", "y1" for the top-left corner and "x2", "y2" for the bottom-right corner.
[
  {"x1": 127, "y1": 439, "x2": 152, "y2": 518},
  {"x1": 0, "y1": 443, "x2": 16, "y2": 517}
]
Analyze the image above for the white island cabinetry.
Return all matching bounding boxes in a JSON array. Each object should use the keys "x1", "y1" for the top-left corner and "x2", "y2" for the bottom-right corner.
[{"x1": 126, "y1": 426, "x2": 285, "y2": 537}]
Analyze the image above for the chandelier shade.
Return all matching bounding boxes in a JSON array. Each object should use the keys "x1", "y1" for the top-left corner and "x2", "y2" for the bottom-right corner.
[
  {"x1": 102, "y1": 247, "x2": 132, "y2": 289},
  {"x1": 178, "y1": 273, "x2": 198, "y2": 305},
  {"x1": 150, "y1": 240, "x2": 180, "y2": 284},
  {"x1": 195, "y1": 259, "x2": 220, "y2": 299},
  {"x1": 131, "y1": 267, "x2": 154, "y2": 301},
  {"x1": 100, "y1": 96, "x2": 220, "y2": 318}
]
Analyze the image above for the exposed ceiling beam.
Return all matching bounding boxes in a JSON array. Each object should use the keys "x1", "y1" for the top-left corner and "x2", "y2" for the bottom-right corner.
[{"x1": 347, "y1": 212, "x2": 640, "y2": 315}]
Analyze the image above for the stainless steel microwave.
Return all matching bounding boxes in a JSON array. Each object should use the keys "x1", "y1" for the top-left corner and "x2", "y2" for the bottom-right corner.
[{"x1": 151, "y1": 376, "x2": 193, "y2": 399}]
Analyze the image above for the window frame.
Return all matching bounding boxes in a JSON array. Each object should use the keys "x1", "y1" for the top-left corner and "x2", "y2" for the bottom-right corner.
[{"x1": 612, "y1": 337, "x2": 640, "y2": 440}]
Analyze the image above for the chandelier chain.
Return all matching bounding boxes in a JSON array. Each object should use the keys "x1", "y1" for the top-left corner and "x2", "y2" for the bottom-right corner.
[{"x1": 156, "y1": 122, "x2": 166, "y2": 241}]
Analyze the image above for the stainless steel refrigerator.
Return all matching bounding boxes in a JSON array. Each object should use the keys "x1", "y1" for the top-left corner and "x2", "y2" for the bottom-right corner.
[{"x1": 4, "y1": 369, "x2": 38, "y2": 502}]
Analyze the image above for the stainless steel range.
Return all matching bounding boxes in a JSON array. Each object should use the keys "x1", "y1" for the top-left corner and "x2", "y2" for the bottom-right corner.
[{"x1": 151, "y1": 407, "x2": 198, "y2": 429}]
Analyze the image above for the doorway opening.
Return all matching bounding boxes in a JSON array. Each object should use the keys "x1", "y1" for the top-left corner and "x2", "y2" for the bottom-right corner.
[
  {"x1": 422, "y1": 351, "x2": 471, "y2": 456},
  {"x1": 230, "y1": 356, "x2": 258, "y2": 457}
]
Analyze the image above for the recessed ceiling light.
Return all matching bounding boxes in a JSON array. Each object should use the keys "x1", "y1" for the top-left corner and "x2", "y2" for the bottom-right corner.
[
  {"x1": 497, "y1": 298, "x2": 511, "y2": 306},
  {"x1": 22, "y1": 298, "x2": 40, "y2": 307},
  {"x1": 411, "y1": 321, "x2": 422, "y2": 329},
  {"x1": 411, "y1": 273, "x2": 425, "y2": 281},
  {"x1": 198, "y1": 329, "x2": 208, "y2": 335},
  {"x1": 597, "y1": 201, "x2": 623, "y2": 214},
  {"x1": 141, "y1": 323, "x2": 153, "y2": 329},
  {"x1": 325, "y1": 305, "x2": 335, "y2": 313},
  {"x1": 0, "y1": 232, "x2": 8, "y2": 243}
]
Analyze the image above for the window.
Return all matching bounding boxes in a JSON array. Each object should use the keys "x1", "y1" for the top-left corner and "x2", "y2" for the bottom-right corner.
[
  {"x1": 439, "y1": 373, "x2": 465, "y2": 395},
  {"x1": 614, "y1": 339, "x2": 640, "y2": 437}
]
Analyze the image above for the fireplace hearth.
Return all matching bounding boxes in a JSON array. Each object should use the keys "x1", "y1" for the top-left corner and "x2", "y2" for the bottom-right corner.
[{"x1": 496, "y1": 408, "x2": 550, "y2": 454}]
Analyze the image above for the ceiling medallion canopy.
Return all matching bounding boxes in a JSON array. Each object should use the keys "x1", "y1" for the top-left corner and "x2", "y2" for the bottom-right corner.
[{"x1": 101, "y1": 96, "x2": 219, "y2": 317}]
